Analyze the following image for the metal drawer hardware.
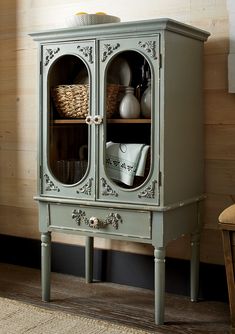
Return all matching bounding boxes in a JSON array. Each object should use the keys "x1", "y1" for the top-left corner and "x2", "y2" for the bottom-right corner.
[
  {"x1": 85, "y1": 115, "x2": 103, "y2": 125},
  {"x1": 72, "y1": 209, "x2": 122, "y2": 230}
]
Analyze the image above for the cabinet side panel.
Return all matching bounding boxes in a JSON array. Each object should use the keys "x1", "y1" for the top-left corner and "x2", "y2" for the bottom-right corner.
[{"x1": 162, "y1": 31, "x2": 204, "y2": 205}]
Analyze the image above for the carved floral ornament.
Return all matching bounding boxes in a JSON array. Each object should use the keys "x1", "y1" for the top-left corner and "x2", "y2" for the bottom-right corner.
[
  {"x1": 72, "y1": 209, "x2": 122, "y2": 230},
  {"x1": 101, "y1": 43, "x2": 120, "y2": 62},
  {"x1": 100, "y1": 177, "x2": 157, "y2": 199},
  {"x1": 43, "y1": 173, "x2": 93, "y2": 195},
  {"x1": 77, "y1": 45, "x2": 93, "y2": 64},
  {"x1": 43, "y1": 40, "x2": 157, "y2": 67},
  {"x1": 44, "y1": 174, "x2": 60, "y2": 192},
  {"x1": 138, "y1": 180, "x2": 157, "y2": 199},
  {"x1": 100, "y1": 177, "x2": 118, "y2": 197},
  {"x1": 77, "y1": 178, "x2": 93, "y2": 196},
  {"x1": 138, "y1": 40, "x2": 158, "y2": 59},
  {"x1": 44, "y1": 48, "x2": 60, "y2": 66}
]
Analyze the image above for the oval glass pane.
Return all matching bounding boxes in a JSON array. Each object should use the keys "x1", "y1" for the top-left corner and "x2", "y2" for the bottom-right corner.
[
  {"x1": 48, "y1": 55, "x2": 89, "y2": 184},
  {"x1": 105, "y1": 51, "x2": 152, "y2": 189}
]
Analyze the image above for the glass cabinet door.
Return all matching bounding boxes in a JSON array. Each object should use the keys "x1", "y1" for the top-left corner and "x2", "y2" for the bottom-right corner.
[
  {"x1": 98, "y1": 36, "x2": 160, "y2": 205},
  {"x1": 41, "y1": 41, "x2": 95, "y2": 199}
]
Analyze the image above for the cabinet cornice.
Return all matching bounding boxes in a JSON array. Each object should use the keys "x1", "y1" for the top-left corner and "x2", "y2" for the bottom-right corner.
[{"x1": 29, "y1": 18, "x2": 210, "y2": 43}]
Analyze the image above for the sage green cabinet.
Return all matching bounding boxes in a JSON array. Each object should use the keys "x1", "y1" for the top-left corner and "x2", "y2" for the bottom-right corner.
[{"x1": 31, "y1": 18, "x2": 209, "y2": 325}]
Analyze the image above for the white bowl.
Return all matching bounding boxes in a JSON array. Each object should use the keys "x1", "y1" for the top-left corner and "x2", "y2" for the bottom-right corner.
[{"x1": 66, "y1": 14, "x2": 120, "y2": 27}]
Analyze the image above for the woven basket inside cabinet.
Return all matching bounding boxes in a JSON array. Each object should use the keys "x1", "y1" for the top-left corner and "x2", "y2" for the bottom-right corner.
[
  {"x1": 52, "y1": 84, "x2": 89, "y2": 119},
  {"x1": 52, "y1": 83, "x2": 120, "y2": 119},
  {"x1": 106, "y1": 83, "x2": 120, "y2": 118}
]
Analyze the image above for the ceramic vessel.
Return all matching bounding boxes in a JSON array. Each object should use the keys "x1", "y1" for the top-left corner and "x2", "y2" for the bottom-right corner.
[
  {"x1": 119, "y1": 86, "x2": 140, "y2": 119},
  {"x1": 140, "y1": 79, "x2": 151, "y2": 118}
]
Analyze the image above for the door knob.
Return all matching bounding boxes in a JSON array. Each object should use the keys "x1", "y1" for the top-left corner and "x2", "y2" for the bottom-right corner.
[
  {"x1": 85, "y1": 115, "x2": 103, "y2": 125},
  {"x1": 85, "y1": 115, "x2": 93, "y2": 125},
  {"x1": 93, "y1": 115, "x2": 103, "y2": 124}
]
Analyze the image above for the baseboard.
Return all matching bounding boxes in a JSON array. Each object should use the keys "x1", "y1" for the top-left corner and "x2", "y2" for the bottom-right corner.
[{"x1": 0, "y1": 234, "x2": 228, "y2": 302}]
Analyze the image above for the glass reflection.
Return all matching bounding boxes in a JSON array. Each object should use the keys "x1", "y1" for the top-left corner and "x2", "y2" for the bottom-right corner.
[
  {"x1": 48, "y1": 55, "x2": 89, "y2": 184},
  {"x1": 105, "y1": 51, "x2": 152, "y2": 189}
]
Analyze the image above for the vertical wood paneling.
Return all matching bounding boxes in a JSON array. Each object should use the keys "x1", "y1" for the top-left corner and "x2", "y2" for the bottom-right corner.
[
  {"x1": 0, "y1": 0, "x2": 232, "y2": 265},
  {"x1": 205, "y1": 90, "x2": 235, "y2": 124},
  {"x1": 205, "y1": 125, "x2": 235, "y2": 160}
]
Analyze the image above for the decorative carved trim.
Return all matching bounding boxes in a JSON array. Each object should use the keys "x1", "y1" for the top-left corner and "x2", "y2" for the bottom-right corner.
[
  {"x1": 77, "y1": 45, "x2": 93, "y2": 64},
  {"x1": 77, "y1": 178, "x2": 93, "y2": 195},
  {"x1": 104, "y1": 212, "x2": 122, "y2": 230},
  {"x1": 44, "y1": 174, "x2": 60, "y2": 192},
  {"x1": 101, "y1": 43, "x2": 120, "y2": 62},
  {"x1": 138, "y1": 180, "x2": 157, "y2": 199},
  {"x1": 72, "y1": 209, "x2": 89, "y2": 226},
  {"x1": 72, "y1": 210, "x2": 122, "y2": 230},
  {"x1": 44, "y1": 48, "x2": 60, "y2": 66},
  {"x1": 100, "y1": 177, "x2": 118, "y2": 197},
  {"x1": 138, "y1": 41, "x2": 158, "y2": 59}
]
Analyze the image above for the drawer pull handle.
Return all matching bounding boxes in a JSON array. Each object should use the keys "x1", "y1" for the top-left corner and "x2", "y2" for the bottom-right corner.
[
  {"x1": 88, "y1": 216, "x2": 102, "y2": 229},
  {"x1": 88, "y1": 213, "x2": 122, "y2": 230},
  {"x1": 72, "y1": 209, "x2": 122, "y2": 230}
]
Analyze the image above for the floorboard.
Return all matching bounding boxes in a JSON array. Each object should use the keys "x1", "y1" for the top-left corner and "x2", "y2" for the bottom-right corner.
[{"x1": 0, "y1": 263, "x2": 231, "y2": 333}]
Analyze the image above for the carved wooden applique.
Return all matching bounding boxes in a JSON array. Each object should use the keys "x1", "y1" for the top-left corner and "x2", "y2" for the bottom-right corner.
[
  {"x1": 44, "y1": 48, "x2": 60, "y2": 66},
  {"x1": 138, "y1": 180, "x2": 157, "y2": 199},
  {"x1": 138, "y1": 41, "x2": 158, "y2": 59},
  {"x1": 100, "y1": 177, "x2": 118, "y2": 197},
  {"x1": 44, "y1": 174, "x2": 60, "y2": 192},
  {"x1": 77, "y1": 178, "x2": 93, "y2": 196},
  {"x1": 101, "y1": 43, "x2": 120, "y2": 62},
  {"x1": 77, "y1": 45, "x2": 93, "y2": 64},
  {"x1": 72, "y1": 209, "x2": 122, "y2": 230}
]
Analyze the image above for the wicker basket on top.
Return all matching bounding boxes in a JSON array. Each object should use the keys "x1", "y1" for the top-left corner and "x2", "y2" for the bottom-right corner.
[{"x1": 52, "y1": 83, "x2": 120, "y2": 119}]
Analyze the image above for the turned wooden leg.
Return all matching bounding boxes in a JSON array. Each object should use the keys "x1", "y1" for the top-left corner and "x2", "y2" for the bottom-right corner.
[
  {"x1": 221, "y1": 230, "x2": 235, "y2": 333},
  {"x1": 41, "y1": 232, "x2": 51, "y2": 302},
  {"x1": 154, "y1": 246, "x2": 166, "y2": 325},
  {"x1": 85, "y1": 236, "x2": 94, "y2": 283},
  {"x1": 190, "y1": 230, "x2": 200, "y2": 302}
]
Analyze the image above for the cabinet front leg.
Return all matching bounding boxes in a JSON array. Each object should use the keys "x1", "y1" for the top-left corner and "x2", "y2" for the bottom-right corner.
[
  {"x1": 190, "y1": 230, "x2": 200, "y2": 302},
  {"x1": 154, "y1": 247, "x2": 166, "y2": 325},
  {"x1": 85, "y1": 236, "x2": 94, "y2": 283},
  {"x1": 41, "y1": 232, "x2": 51, "y2": 302}
]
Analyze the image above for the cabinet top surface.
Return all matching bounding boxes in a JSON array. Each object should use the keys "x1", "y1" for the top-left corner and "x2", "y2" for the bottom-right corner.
[{"x1": 29, "y1": 18, "x2": 210, "y2": 43}]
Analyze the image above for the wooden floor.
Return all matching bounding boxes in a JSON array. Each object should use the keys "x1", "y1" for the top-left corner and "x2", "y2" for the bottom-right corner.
[{"x1": 0, "y1": 263, "x2": 231, "y2": 333}]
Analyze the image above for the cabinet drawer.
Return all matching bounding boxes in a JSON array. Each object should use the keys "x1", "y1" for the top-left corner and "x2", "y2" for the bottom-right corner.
[{"x1": 49, "y1": 204, "x2": 151, "y2": 239}]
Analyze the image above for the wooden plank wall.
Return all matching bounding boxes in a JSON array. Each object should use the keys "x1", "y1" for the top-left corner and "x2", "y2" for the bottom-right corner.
[{"x1": 0, "y1": 0, "x2": 233, "y2": 265}]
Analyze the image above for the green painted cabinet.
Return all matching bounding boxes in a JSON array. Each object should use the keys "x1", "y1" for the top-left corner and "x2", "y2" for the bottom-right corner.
[{"x1": 31, "y1": 18, "x2": 209, "y2": 325}]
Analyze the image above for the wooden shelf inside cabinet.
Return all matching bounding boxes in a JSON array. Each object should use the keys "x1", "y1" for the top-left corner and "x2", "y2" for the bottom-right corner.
[
  {"x1": 52, "y1": 119, "x2": 86, "y2": 124},
  {"x1": 107, "y1": 119, "x2": 151, "y2": 124},
  {"x1": 52, "y1": 119, "x2": 151, "y2": 124}
]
